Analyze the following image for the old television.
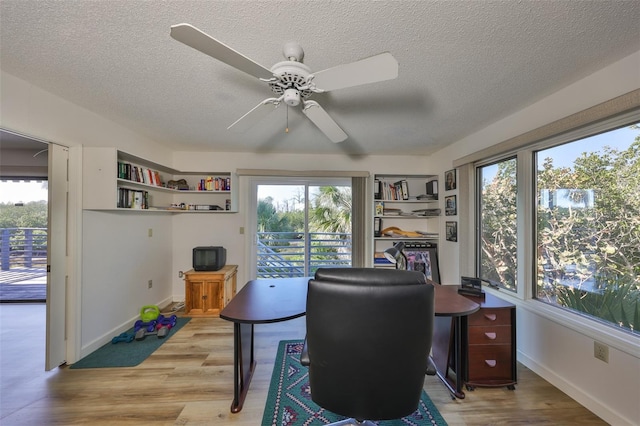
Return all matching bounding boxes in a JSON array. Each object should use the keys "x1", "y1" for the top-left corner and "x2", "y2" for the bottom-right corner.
[{"x1": 193, "y1": 246, "x2": 226, "y2": 271}]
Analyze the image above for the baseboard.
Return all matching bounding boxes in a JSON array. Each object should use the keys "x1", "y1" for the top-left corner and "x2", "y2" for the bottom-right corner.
[
  {"x1": 78, "y1": 296, "x2": 175, "y2": 360},
  {"x1": 517, "y1": 351, "x2": 634, "y2": 426}
]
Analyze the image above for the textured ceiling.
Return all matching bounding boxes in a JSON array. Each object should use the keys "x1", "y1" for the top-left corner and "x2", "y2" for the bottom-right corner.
[{"x1": 1, "y1": 1, "x2": 639, "y2": 156}]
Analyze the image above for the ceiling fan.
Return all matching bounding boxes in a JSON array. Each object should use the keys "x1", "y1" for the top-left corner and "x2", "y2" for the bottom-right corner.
[{"x1": 170, "y1": 24, "x2": 399, "y2": 143}]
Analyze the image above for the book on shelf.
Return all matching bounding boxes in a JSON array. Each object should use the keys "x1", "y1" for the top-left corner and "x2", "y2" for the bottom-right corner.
[
  {"x1": 415, "y1": 194, "x2": 437, "y2": 201},
  {"x1": 426, "y1": 180, "x2": 438, "y2": 199},
  {"x1": 118, "y1": 188, "x2": 149, "y2": 209},
  {"x1": 117, "y1": 161, "x2": 163, "y2": 187},
  {"x1": 374, "y1": 252, "x2": 393, "y2": 264},
  {"x1": 375, "y1": 201, "x2": 385, "y2": 216},
  {"x1": 411, "y1": 208, "x2": 441, "y2": 216},
  {"x1": 392, "y1": 179, "x2": 409, "y2": 200},
  {"x1": 198, "y1": 176, "x2": 231, "y2": 191}
]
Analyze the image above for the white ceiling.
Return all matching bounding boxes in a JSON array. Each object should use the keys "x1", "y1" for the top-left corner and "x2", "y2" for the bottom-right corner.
[{"x1": 1, "y1": 1, "x2": 639, "y2": 156}]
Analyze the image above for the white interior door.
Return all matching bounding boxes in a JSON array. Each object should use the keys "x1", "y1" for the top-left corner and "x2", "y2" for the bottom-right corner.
[{"x1": 46, "y1": 143, "x2": 68, "y2": 370}]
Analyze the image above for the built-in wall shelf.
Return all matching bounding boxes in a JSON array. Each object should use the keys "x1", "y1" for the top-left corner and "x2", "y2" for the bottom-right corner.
[
  {"x1": 373, "y1": 173, "x2": 440, "y2": 268},
  {"x1": 82, "y1": 147, "x2": 238, "y2": 213}
]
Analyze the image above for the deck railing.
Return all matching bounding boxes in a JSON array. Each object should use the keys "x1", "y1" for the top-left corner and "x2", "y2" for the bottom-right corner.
[
  {"x1": 0, "y1": 228, "x2": 47, "y2": 271},
  {"x1": 257, "y1": 231, "x2": 351, "y2": 278}
]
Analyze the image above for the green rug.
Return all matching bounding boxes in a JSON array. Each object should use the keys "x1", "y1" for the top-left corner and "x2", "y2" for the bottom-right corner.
[
  {"x1": 70, "y1": 317, "x2": 190, "y2": 369},
  {"x1": 262, "y1": 340, "x2": 448, "y2": 426}
]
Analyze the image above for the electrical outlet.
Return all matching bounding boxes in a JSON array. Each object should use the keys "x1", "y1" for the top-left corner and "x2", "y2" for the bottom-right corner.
[
  {"x1": 239, "y1": 227, "x2": 245, "y2": 234},
  {"x1": 594, "y1": 341, "x2": 609, "y2": 363},
  {"x1": 148, "y1": 280, "x2": 153, "y2": 289},
  {"x1": 148, "y1": 228, "x2": 153, "y2": 237}
]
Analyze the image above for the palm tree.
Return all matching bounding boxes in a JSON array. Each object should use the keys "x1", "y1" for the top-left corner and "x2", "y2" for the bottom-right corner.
[{"x1": 309, "y1": 186, "x2": 352, "y2": 235}]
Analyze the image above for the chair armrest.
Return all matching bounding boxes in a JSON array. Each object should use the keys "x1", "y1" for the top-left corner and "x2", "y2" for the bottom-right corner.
[{"x1": 300, "y1": 336, "x2": 310, "y2": 366}]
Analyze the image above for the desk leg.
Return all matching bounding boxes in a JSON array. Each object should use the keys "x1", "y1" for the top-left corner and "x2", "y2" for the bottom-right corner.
[
  {"x1": 452, "y1": 316, "x2": 465, "y2": 399},
  {"x1": 231, "y1": 322, "x2": 255, "y2": 413},
  {"x1": 432, "y1": 316, "x2": 465, "y2": 399}
]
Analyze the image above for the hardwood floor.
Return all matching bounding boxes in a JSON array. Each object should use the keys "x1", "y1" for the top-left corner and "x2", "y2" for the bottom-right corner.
[{"x1": 0, "y1": 304, "x2": 607, "y2": 425}]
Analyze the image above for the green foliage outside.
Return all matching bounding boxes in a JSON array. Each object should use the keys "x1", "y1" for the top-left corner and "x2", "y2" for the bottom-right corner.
[
  {"x1": 479, "y1": 158, "x2": 518, "y2": 290},
  {"x1": 481, "y1": 125, "x2": 640, "y2": 334},
  {"x1": 0, "y1": 201, "x2": 48, "y2": 229},
  {"x1": 0, "y1": 201, "x2": 48, "y2": 266},
  {"x1": 257, "y1": 186, "x2": 352, "y2": 275}
]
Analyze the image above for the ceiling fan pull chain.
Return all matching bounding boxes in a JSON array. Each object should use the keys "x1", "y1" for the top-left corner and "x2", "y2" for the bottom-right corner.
[{"x1": 286, "y1": 106, "x2": 289, "y2": 133}]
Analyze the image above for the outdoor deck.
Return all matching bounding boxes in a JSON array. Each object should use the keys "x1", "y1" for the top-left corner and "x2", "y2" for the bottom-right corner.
[{"x1": 0, "y1": 267, "x2": 46, "y2": 302}]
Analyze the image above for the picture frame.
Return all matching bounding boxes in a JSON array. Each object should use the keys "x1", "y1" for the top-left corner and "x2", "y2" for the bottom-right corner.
[
  {"x1": 445, "y1": 195, "x2": 457, "y2": 216},
  {"x1": 446, "y1": 221, "x2": 457, "y2": 242},
  {"x1": 445, "y1": 169, "x2": 456, "y2": 191},
  {"x1": 402, "y1": 242, "x2": 441, "y2": 284}
]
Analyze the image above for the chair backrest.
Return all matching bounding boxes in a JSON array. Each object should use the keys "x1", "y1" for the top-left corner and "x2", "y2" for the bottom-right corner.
[{"x1": 305, "y1": 267, "x2": 435, "y2": 421}]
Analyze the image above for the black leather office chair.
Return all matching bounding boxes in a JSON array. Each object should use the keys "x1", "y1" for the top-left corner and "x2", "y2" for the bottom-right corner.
[{"x1": 301, "y1": 267, "x2": 435, "y2": 425}]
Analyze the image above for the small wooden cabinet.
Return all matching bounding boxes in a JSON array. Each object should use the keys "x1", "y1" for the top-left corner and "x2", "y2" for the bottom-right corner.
[
  {"x1": 184, "y1": 265, "x2": 238, "y2": 317},
  {"x1": 460, "y1": 292, "x2": 517, "y2": 390}
]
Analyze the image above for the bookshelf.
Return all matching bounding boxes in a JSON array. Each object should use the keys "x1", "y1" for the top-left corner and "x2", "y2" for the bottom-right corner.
[
  {"x1": 373, "y1": 174, "x2": 440, "y2": 268},
  {"x1": 82, "y1": 148, "x2": 238, "y2": 213}
]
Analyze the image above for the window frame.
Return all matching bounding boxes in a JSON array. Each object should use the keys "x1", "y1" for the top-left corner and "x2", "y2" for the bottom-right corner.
[{"x1": 469, "y1": 108, "x2": 640, "y2": 352}]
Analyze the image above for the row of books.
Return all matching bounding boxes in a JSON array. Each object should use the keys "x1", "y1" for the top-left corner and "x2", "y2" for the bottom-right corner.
[
  {"x1": 198, "y1": 177, "x2": 231, "y2": 191},
  {"x1": 118, "y1": 188, "x2": 149, "y2": 209},
  {"x1": 374, "y1": 179, "x2": 409, "y2": 200},
  {"x1": 118, "y1": 162, "x2": 163, "y2": 187}
]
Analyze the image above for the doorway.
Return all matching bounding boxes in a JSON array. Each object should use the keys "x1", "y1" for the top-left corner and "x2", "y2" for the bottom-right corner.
[
  {"x1": 0, "y1": 179, "x2": 48, "y2": 302},
  {"x1": 251, "y1": 178, "x2": 352, "y2": 279},
  {"x1": 0, "y1": 129, "x2": 69, "y2": 370}
]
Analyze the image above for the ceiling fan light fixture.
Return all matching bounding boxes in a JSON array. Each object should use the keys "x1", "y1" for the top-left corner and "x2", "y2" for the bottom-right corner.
[{"x1": 283, "y1": 88, "x2": 301, "y2": 106}]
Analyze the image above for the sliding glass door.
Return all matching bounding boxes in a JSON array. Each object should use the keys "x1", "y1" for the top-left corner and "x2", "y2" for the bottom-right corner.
[{"x1": 250, "y1": 178, "x2": 352, "y2": 279}]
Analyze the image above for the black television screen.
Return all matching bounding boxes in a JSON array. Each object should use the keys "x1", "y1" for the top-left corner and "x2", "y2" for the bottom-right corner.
[{"x1": 193, "y1": 246, "x2": 226, "y2": 271}]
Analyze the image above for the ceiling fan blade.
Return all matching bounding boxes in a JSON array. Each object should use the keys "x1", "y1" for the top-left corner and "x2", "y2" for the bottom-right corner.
[
  {"x1": 302, "y1": 101, "x2": 347, "y2": 143},
  {"x1": 227, "y1": 98, "x2": 281, "y2": 132},
  {"x1": 311, "y1": 52, "x2": 398, "y2": 92},
  {"x1": 170, "y1": 23, "x2": 273, "y2": 80}
]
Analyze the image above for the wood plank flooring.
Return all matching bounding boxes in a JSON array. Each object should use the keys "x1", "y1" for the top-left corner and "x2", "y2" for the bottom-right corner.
[{"x1": 0, "y1": 304, "x2": 607, "y2": 425}]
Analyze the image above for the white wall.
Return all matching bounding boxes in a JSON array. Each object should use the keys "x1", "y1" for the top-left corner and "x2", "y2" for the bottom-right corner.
[{"x1": 80, "y1": 211, "x2": 173, "y2": 356}]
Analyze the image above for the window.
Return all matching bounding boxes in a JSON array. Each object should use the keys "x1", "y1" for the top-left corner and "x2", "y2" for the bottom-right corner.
[
  {"x1": 477, "y1": 158, "x2": 518, "y2": 291},
  {"x1": 535, "y1": 124, "x2": 640, "y2": 334}
]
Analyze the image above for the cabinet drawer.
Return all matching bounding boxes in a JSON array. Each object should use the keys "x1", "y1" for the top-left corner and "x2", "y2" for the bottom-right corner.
[
  {"x1": 468, "y1": 325, "x2": 511, "y2": 345},
  {"x1": 468, "y1": 308, "x2": 511, "y2": 326},
  {"x1": 467, "y1": 344, "x2": 513, "y2": 381}
]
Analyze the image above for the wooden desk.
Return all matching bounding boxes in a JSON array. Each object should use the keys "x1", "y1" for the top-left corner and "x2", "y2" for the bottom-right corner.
[
  {"x1": 220, "y1": 277, "x2": 309, "y2": 413},
  {"x1": 431, "y1": 285, "x2": 480, "y2": 399},
  {"x1": 220, "y1": 277, "x2": 478, "y2": 411}
]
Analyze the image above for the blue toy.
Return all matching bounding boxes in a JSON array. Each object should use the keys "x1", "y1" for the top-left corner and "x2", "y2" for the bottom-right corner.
[{"x1": 111, "y1": 332, "x2": 134, "y2": 344}]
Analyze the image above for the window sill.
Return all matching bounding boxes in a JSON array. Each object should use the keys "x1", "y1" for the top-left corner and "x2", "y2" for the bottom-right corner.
[{"x1": 483, "y1": 287, "x2": 640, "y2": 358}]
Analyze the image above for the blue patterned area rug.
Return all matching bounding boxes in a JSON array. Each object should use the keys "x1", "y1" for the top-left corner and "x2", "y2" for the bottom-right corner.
[{"x1": 262, "y1": 340, "x2": 448, "y2": 426}]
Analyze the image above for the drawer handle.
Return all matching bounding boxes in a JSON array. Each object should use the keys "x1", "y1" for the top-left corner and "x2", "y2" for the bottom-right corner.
[
  {"x1": 484, "y1": 313, "x2": 497, "y2": 321},
  {"x1": 485, "y1": 332, "x2": 497, "y2": 340},
  {"x1": 485, "y1": 360, "x2": 497, "y2": 368}
]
